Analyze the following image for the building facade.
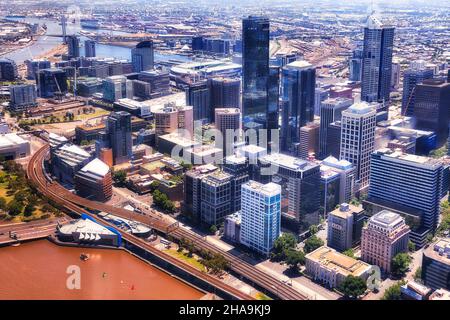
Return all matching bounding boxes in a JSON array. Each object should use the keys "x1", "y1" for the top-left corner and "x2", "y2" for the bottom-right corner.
[
  {"x1": 361, "y1": 210, "x2": 410, "y2": 273},
  {"x1": 240, "y1": 181, "x2": 281, "y2": 255}
]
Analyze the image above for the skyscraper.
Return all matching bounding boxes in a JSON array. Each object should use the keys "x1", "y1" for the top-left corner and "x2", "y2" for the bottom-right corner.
[
  {"x1": 319, "y1": 97, "x2": 352, "y2": 158},
  {"x1": 349, "y1": 47, "x2": 363, "y2": 82},
  {"x1": 242, "y1": 16, "x2": 270, "y2": 131},
  {"x1": 368, "y1": 148, "x2": 445, "y2": 247},
  {"x1": 131, "y1": 41, "x2": 154, "y2": 73},
  {"x1": 106, "y1": 111, "x2": 132, "y2": 165},
  {"x1": 401, "y1": 61, "x2": 434, "y2": 116},
  {"x1": 210, "y1": 77, "x2": 241, "y2": 120},
  {"x1": 84, "y1": 39, "x2": 96, "y2": 58},
  {"x1": 66, "y1": 35, "x2": 80, "y2": 59},
  {"x1": 215, "y1": 108, "x2": 241, "y2": 154},
  {"x1": 185, "y1": 80, "x2": 210, "y2": 123},
  {"x1": 340, "y1": 102, "x2": 376, "y2": 191},
  {"x1": 241, "y1": 181, "x2": 281, "y2": 255},
  {"x1": 413, "y1": 79, "x2": 450, "y2": 145},
  {"x1": 361, "y1": 15, "x2": 394, "y2": 113},
  {"x1": 280, "y1": 60, "x2": 316, "y2": 154}
]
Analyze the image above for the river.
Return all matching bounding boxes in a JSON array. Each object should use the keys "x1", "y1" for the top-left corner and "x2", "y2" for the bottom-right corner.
[
  {"x1": 1, "y1": 17, "x2": 192, "y2": 65},
  {"x1": 0, "y1": 240, "x2": 203, "y2": 299}
]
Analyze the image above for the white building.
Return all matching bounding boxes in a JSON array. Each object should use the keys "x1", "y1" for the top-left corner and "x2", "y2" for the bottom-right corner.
[
  {"x1": 340, "y1": 102, "x2": 376, "y2": 190},
  {"x1": 240, "y1": 181, "x2": 281, "y2": 255},
  {"x1": 0, "y1": 133, "x2": 30, "y2": 160}
]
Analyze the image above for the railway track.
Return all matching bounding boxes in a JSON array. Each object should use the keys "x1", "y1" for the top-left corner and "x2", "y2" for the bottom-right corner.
[
  {"x1": 28, "y1": 144, "x2": 308, "y2": 300},
  {"x1": 27, "y1": 145, "x2": 251, "y2": 300}
]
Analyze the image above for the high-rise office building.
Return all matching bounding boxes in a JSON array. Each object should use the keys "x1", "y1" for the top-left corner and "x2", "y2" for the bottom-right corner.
[
  {"x1": 103, "y1": 75, "x2": 133, "y2": 102},
  {"x1": 413, "y1": 79, "x2": 450, "y2": 145},
  {"x1": 185, "y1": 80, "x2": 210, "y2": 123},
  {"x1": 0, "y1": 58, "x2": 18, "y2": 81},
  {"x1": 66, "y1": 35, "x2": 80, "y2": 59},
  {"x1": 340, "y1": 102, "x2": 376, "y2": 191},
  {"x1": 258, "y1": 153, "x2": 321, "y2": 232},
  {"x1": 391, "y1": 60, "x2": 401, "y2": 89},
  {"x1": 327, "y1": 203, "x2": 365, "y2": 252},
  {"x1": 84, "y1": 39, "x2": 96, "y2": 58},
  {"x1": 106, "y1": 111, "x2": 132, "y2": 165},
  {"x1": 242, "y1": 16, "x2": 270, "y2": 130},
  {"x1": 349, "y1": 48, "x2": 363, "y2": 82},
  {"x1": 319, "y1": 98, "x2": 352, "y2": 158},
  {"x1": 268, "y1": 65, "x2": 280, "y2": 139},
  {"x1": 25, "y1": 59, "x2": 51, "y2": 80},
  {"x1": 138, "y1": 70, "x2": 170, "y2": 98},
  {"x1": 215, "y1": 108, "x2": 241, "y2": 154},
  {"x1": 241, "y1": 181, "x2": 281, "y2": 255},
  {"x1": 327, "y1": 121, "x2": 342, "y2": 159},
  {"x1": 361, "y1": 15, "x2": 394, "y2": 113},
  {"x1": 368, "y1": 148, "x2": 445, "y2": 247},
  {"x1": 131, "y1": 41, "x2": 154, "y2": 72},
  {"x1": 298, "y1": 122, "x2": 319, "y2": 159},
  {"x1": 361, "y1": 210, "x2": 410, "y2": 273},
  {"x1": 200, "y1": 171, "x2": 233, "y2": 226},
  {"x1": 401, "y1": 61, "x2": 434, "y2": 116},
  {"x1": 281, "y1": 60, "x2": 316, "y2": 153},
  {"x1": 321, "y1": 156, "x2": 355, "y2": 205},
  {"x1": 210, "y1": 77, "x2": 241, "y2": 120},
  {"x1": 36, "y1": 68, "x2": 68, "y2": 98},
  {"x1": 153, "y1": 103, "x2": 194, "y2": 138},
  {"x1": 9, "y1": 84, "x2": 38, "y2": 111}
]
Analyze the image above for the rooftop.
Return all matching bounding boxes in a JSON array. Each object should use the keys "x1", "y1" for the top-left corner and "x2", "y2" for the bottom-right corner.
[
  {"x1": 79, "y1": 158, "x2": 110, "y2": 177},
  {"x1": 0, "y1": 133, "x2": 28, "y2": 148},
  {"x1": 306, "y1": 246, "x2": 371, "y2": 277},
  {"x1": 243, "y1": 181, "x2": 281, "y2": 197},
  {"x1": 285, "y1": 60, "x2": 313, "y2": 70},
  {"x1": 374, "y1": 148, "x2": 442, "y2": 168},
  {"x1": 260, "y1": 153, "x2": 318, "y2": 172}
]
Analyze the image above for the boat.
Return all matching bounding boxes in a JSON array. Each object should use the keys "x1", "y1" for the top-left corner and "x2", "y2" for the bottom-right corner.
[
  {"x1": 80, "y1": 253, "x2": 89, "y2": 261},
  {"x1": 11, "y1": 243, "x2": 20, "y2": 247}
]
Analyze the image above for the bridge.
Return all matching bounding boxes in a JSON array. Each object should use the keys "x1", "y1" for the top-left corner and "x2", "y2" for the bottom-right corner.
[
  {"x1": 27, "y1": 144, "x2": 309, "y2": 300},
  {"x1": 0, "y1": 219, "x2": 68, "y2": 246}
]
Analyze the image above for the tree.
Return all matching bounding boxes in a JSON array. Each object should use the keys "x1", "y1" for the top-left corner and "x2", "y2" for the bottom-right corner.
[
  {"x1": 7, "y1": 200, "x2": 23, "y2": 216},
  {"x1": 414, "y1": 267, "x2": 422, "y2": 282},
  {"x1": 209, "y1": 224, "x2": 217, "y2": 235},
  {"x1": 408, "y1": 240, "x2": 416, "y2": 252},
  {"x1": 285, "y1": 249, "x2": 305, "y2": 272},
  {"x1": 201, "y1": 253, "x2": 229, "y2": 274},
  {"x1": 382, "y1": 281, "x2": 405, "y2": 300},
  {"x1": 303, "y1": 235, "x2": 324, "y2": 253},
  {"x1": 391, "y1": 253, "x2": 411, "y2": 277},
  {"x1": 112, "y1": 170, "x2": 127, "y2": 187},
  {"x1": 343, "y1": 248, "x2": 355, "y2": 259},
  {"x1": 24, "y1": 204, "x2": 35, "y2": 217},
  {"x1": 339, "y1": 275, "x2": 367, "y2": 299},
  {"x1": 271, "y1": 233, "x2": 297, "y2": 261},
  {"x1": 309, "y1": 224, "x2": 319, "y2": 235},
  {"x1": 0, "y1": 197, "x2": 7, "y2": 211}
]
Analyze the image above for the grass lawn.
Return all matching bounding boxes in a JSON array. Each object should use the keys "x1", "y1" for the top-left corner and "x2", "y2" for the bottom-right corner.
[
  {"x1": 164, "y1": 248, "x2": 206, "y2": 272},
  {"x1": 74, "y1": 108, "x2": 109, "y2": 120}
]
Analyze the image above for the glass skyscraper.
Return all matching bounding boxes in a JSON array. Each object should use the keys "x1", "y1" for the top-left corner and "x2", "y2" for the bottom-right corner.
[
  {"x1": 131, "y1": 41, "x2": 154, "y2": 73},
  {"x1": 106, "y1": 111, "x2": 133, "y2": 165},
  {"x1": 361, "y1": 15, "x2": 394, "y2": 113},
  {"x1": 242, "y1": 16, "x2": 270, "y2": 131},
  {"x1": 280, "y1": 61, "x2": 316, "y2": 154}
]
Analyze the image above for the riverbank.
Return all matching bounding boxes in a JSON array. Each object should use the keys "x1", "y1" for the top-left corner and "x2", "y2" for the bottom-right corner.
[{"x1": 0, "y1": 239, "x2": 204, "y2": 299}]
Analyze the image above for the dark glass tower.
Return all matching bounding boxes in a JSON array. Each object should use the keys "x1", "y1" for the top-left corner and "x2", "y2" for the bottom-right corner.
[
  {"x1": 280, "y1": 61, "x2": 316, "y2": 154},
  {"x1": 361, "y1": 15, "x2": 394, "y2": 113},
  {"x1": 242, "y1": 16, "x2": 270, "y2": 131},
  {"x1": 106, "y1": 111, "x2": 132, "y2": 165}
]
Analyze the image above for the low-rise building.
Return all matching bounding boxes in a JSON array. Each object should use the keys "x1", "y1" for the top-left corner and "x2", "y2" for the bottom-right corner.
[
  {"x1": 0, "y1": 133, "x2": 30, "y2": 160},
  {"x1": 327, "y1": 203, "x2": 365, "y2": 252},
  {"x1": 224, "y1": 212, "x2": 241, "y2": 243},
  {"x1": 305, "y1": 246, "x2": 371, "y2": 289}
]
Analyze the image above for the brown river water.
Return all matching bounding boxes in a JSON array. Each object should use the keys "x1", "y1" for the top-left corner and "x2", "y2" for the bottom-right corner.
[{"x1": 0, "y1": 240, "x2": 203, "y2": 300}]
